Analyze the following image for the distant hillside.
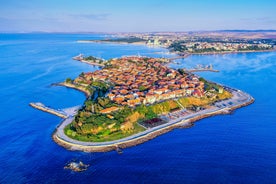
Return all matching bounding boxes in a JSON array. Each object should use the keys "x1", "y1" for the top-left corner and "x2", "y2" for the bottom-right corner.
[{"x1": 218, "y1": 30, "x2": 276, "y2": 33}]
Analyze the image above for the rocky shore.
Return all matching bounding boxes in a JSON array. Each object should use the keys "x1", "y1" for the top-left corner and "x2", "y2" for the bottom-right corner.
[
  {"x1": 54, "y1": 82, "x2": 92, "y2": 97},
  {"x1": 79, "y1": 59, "x2": 105, "y2": 67}
]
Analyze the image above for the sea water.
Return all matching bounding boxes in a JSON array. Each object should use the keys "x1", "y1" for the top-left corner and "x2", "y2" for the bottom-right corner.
[{"x1": 0, "y1": 33, "x2": 275, "y2": 183}]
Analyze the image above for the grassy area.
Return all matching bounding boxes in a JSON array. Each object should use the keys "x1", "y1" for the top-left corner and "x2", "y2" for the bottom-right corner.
[
  {"x1": 64, "y1": 122, "x2": 145, "y2": 142},
  {"x1": 64, "y1": 79, "x2": 233, "y2": 142},
  {"x1": 177, "y1": 90, "x2": 233, "y2": 108},
  {"x1": 217, "y1": 90, "x2": 232, "y2": 99},
  {"x1": 64, "y1": 90, "x2": 233, "y2": 142}
]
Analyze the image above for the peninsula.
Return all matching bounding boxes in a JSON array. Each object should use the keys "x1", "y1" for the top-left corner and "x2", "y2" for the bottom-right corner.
[{"x1": 48, "y1": 55, "x2": 254, "y2": 152}]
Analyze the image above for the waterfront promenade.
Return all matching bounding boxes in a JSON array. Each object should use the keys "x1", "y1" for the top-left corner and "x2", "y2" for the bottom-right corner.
[{"x1": 52, "y1": 87, "x2": 254, "y2": 152}]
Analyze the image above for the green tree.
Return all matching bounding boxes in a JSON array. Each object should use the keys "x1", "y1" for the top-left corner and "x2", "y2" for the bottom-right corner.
[
  {"x1": 139, "y1": 85, "x2": 147, "y2": 91},
  {"x1": 97, "y1": 97, "x2": 111, "y2": 107},
  {"x1": 65, "y1": 78, "x2": 72, "y2": 83}
]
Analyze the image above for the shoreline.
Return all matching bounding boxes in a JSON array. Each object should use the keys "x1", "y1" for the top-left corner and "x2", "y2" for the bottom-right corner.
[
  {"x1": 188, "y1": 49, "x2": 276, "y2": 56},
  {"x1": 52, "y1": 87, "x2": 254, "y2": 152},
  {"x1": 30, "y1": 102, "x2": 68, "y2": 119},
  {"x1": 77, "y1": 40, "x2": 147, "y2": 46},
  {"x1": 50, "y1": 45, "x2": 258, "y2": 153},
  {"x1": 169, "y1": 49, "x2": 276, "y2": 60},
  {"x1": 53, "y1": 82, "x2": 91, "y2": 97},
  {"x1": 77, "y1": 39, "x2": 276, "y2": 59},
  {"x1": 78, "y1": 59, "x2": 105, "y2": 67}
]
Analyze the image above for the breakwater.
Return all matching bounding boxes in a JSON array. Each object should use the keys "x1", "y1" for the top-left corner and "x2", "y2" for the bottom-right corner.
[{"x1": 30, "y1": 102, "x2": 68, "y2": 119}]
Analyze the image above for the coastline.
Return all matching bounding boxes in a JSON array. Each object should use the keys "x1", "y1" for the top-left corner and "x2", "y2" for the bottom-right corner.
[
  {"x1": 52, "y1": 87, "x2": 254, "y2": 152},
  {"x1": 78, "y1": 59, "x2": 105, "y2": 67},
  {"x1": 188, "y1": 49, "x2": 276, "y2": 56},
  {"x1": 50, "y1": 44, "x2": 259, "y2": 153},
  {"x1": 30, "y1": 102, "x2": 68, "y2": 119},
  {"x1": 77, "y1": 40, "x2": 147, "y2": 46},
  {"x1": 53, "y1": 82, "x2": 91, "y2": 97},
  {"x1": 77, "y1": 39, "x2": 276, "y2": 58}
]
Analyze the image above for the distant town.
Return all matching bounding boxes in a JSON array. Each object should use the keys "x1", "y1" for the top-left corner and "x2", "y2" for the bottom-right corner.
[{"x1": 79, "y1": 31, "x2": 276, "y2": 56}]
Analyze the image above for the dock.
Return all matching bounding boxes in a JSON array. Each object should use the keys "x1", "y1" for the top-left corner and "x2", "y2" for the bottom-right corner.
[{"x1": 29, "y1": 102, "x2": 80, "y2": 119}]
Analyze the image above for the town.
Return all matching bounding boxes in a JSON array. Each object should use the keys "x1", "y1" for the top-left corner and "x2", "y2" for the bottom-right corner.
[
  {"x1": 83, "y1": 31, "x2": 276, "y2": 55},
  {"x1": 75, "y1": 56, "x2": 208, "y2": 108},
  {"x1": 61, "y1": 56, "x2": 232, "y2": 143}
]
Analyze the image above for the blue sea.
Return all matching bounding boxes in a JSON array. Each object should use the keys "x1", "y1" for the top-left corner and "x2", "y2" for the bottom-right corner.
[{"x1": 0, "y1": 33, "x2": 275, "y2": 183}]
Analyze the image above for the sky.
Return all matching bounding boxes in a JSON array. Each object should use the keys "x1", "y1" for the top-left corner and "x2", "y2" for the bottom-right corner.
[{"x1": 0, "y1": 0, "x2": 276, "y2": 32}]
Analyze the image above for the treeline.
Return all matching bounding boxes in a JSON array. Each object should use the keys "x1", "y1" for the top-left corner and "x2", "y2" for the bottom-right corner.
[
  {"x1": 84, "y1": 56, "x2": 105, "y2": 63},
  {"x1": 168, "y1": 41, "x2": 187, "y2": 52},
  {"x1": 103, "y1": 37, "x2": 146, "y2": 43},
  {"x1": 66, "y1": 99, "x2": 181, "y2": 141}
]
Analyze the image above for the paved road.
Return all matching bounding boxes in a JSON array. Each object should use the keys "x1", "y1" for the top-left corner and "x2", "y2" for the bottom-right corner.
[{"x1": 54, "y1": 87, "x2": 254, "y2": 148}]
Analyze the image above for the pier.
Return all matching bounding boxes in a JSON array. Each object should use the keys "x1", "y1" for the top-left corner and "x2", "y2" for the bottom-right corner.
[{"x1": 29, "y1": 102, "x2": 81, "y2": 119}]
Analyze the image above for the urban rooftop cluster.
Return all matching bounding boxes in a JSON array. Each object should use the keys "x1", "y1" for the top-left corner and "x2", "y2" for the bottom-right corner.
[
  {"x1": 169, "y1": 41, "x2": 273, "y2": 53},
  {"x1": 107, "y1": 32, "x2": 276, "y2": 53},
  {"x1": 75, "y1": 56, "x2": 205, "y2": 108}
]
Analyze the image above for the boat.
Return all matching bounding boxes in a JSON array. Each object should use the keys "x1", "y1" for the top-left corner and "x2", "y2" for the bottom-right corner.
[{"x1": 64, "y1": 161, "x2": 89, "y2": 172}]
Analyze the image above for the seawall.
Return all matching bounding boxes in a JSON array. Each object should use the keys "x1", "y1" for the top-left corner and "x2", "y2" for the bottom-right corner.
[{"x1": 52, "y1": 95, "x2": 254, "y2": 152}]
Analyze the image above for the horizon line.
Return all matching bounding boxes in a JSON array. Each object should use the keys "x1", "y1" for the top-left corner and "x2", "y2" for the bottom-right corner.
[{"x1": 1, "y1": 29, "x2": 276, "y2": 34}]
